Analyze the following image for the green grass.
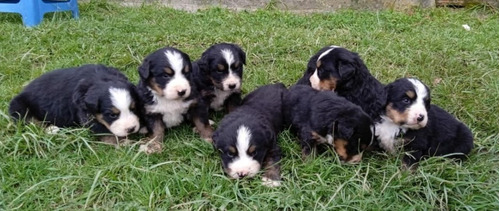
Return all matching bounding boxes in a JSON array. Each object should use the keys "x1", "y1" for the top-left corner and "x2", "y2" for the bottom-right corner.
[{"x1": 0, "y1": 2, "x2": 498, "y2": 210}]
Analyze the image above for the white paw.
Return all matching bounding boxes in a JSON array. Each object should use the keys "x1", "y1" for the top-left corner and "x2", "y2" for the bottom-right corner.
[
  {"x1": 45, "y1": 125, "x2": 60, "y2": 134},
  {"x1": 138, "y1": 127, "x2": 148, "y2": 134},
  {"x1": 208, "y1": 119, "x2": 215, "y2": 126},
  {"x1": 262, "y1": 177, "x2": 281, "y2": 187}
]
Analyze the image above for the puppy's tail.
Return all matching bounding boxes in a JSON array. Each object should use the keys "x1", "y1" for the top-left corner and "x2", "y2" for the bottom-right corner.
[{"x1": 8, "y1": 95, "x2": 32, "y2": 122}]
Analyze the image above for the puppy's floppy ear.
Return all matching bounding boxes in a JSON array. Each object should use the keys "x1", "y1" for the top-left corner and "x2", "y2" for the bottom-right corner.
[
  {"x1": 337, "y1": 121, "x2": 354, "y2": 139},
  {"x1": 138, "y1": 59, "x2": 151, "y2": 80},
  {"x1": 338, "y1": 60, "x2": 357, "y2": 80},
  {"x1": 72, "y1": 79, "x2": 99, "y2": 113}
]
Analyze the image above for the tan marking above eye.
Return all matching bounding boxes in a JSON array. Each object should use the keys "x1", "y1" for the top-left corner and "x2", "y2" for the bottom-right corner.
[
  {"x1": 184, "y1": 66, "x2": 190, "y2": 73},
  {"x1": 316, "y1": 60, "x2": 322, "y2": 68},
  {"x1": 406, "y1": 91, "x2": 416, "y2": 99},
  {"x1": 164, "y1": 67, "x2": 173, "y2": 75},
  {"x1": 228, "y1": 146, "x2": 236, "y2": 154},
  {"x1": 111, "y1": 107, "x2": 120, "y2": 114},
  {"x1": 248, "y1": 145, "x2": 256, "y2": 154},
  {"x1": 217, "y1": 64, "x2": 225, "y2": 71},
  {"x1": 130, "y1": 102, "x2": 136, "y2": 110},
  {"x1": 233, "y1": 61, "x2": 240, "y2": 69}
]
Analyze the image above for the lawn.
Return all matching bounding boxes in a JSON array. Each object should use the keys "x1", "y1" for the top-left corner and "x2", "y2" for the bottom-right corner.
[{"x1": 0, "y1": 1, "x2": 498, "y2": 210}]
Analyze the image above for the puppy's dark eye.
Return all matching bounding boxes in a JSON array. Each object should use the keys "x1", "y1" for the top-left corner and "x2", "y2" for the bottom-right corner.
[
  {"x1": 227, "y1": 151, "x2": 236, "y2": 158},
  {"x1": 109, "y1": 113, "x2": 119, "y2": 119},
  {"x1": 402, "y1": 98, "x2": 411, "y2": 104},
  {"x1": 217, "y1": 64, "x2": 225, "y2": 72}
]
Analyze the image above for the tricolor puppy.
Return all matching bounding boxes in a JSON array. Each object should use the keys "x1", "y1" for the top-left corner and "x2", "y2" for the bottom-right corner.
[
  {"x1": 137, "y1": 47, "x2": 212, "y2": 154},
  {"x1": 379, "y1": 78, "x2": 473, "y2": 168},
  {"x1": 9, "y1": 64, "x2": 140, "y2": 144},
  {"x1": 213, "y1": 83, "x2": 286, "y2": 187},
  {"x1": 192, "y1": 43, "x2": 246, "y2": 112},
  {"x1": 297, "y1": 45, "x2": 386, "y2": 122},
  {"x1": 283, "y1": 85, "x2": 373, "y2": 163}
]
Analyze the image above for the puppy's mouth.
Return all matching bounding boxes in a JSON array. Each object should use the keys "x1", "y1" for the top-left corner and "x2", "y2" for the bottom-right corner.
[{"x1": 401, "y1": 122, "x2": 426, "y2": 130}]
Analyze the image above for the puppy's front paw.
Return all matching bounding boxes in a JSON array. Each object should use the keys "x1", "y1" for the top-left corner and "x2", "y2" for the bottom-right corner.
[
  {"x1": 262, "y1": 177, "x2": 281, "y2": 187},
  {"x1": 139, "y1": 140, "x2": 163, "y2": 154}
]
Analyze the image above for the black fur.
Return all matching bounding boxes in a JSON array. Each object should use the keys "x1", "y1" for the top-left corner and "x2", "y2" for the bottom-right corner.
[
  {"x1": 213, "y1": 83, "x2": 285, "y2": 183},
  {"x1": 283, "y1": 85, "x2": 373, "y2": 162},
  {"x1": 9, "y1": 64, "x2": 140, "y2": 138}
]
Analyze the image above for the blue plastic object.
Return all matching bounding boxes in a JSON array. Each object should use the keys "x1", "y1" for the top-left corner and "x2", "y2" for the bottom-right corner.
[{"x1": 0, "y1": 0, "x2": 79, "y2": 27}]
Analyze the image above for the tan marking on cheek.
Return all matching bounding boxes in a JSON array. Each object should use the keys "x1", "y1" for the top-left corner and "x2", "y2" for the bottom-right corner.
[
  {"x1": 164, "y1": 67, "x2": 173, "y2": 75},
  {"x1": 217, "y1": 64, "x2": 225, "y2": 71},
  {"x1": 386, "y1": 103, "x2": 409, "y2": 124},
  {"x1": 95, "y1": 114, "x2": 111, "y2": 131},
  {"x1": 319, "y1": 77, "x2": 337, "y2": 91},
  {"x1": 148, "y1": 78, "x2": 164, "y2": 96},
  {"x1": 406, "y1": 91, "x2": 416, "y2": 99},
  {"x1": 334, "y1": 138, "x2": 348, "y2": 161}
]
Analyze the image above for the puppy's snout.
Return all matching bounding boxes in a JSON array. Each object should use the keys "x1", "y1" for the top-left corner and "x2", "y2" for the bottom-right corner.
[
  {"x1": 417, "y1": 114, "x2": 425, "y2": 122},
  {"x1": 228, "y1": 84, "x2": 236, "y2": 90},
  {"x1": 177, "y1": 89, "x2": 186, "y2": 97}
]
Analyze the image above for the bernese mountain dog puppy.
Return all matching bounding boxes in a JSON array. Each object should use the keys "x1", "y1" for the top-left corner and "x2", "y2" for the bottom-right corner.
[
  {"x1": 192, "y1": 43, "x2": 246, "y2": 113},
  {"x1": 283, "y1": 85, "x2": 373, "y2": 163},
  {"x1": 296, "y1": 45, "x2": 386, "y2": 123},
  {"x1": 379, "y1": 78, "x2": 473, "y2": 168},
  {"x1": 136, "y1": 47, "x2": 212, "y2": 154},
  {"x1": 212, "y1": 83, "x2": 286, "y2": 187},
  {"x1": 9, "y1": 64, "x2": 141, "y2": 144}
]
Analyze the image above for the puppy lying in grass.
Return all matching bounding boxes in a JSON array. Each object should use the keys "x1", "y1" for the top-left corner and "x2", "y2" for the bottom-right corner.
[{"x1": 212, "y1": 83, "x2": 286, "y2": 187}]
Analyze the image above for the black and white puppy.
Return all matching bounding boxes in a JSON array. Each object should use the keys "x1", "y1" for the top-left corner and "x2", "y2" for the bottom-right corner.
[
  {"x1": 283, "y1": 85, "x2": 373, "y2": 163},
  {"x1": 213, "y1": 83, "x2": 286, "y2": 187},
  {"x1": 9, "y1": 64, "x2": 141, "y2": 144},
  {"x1": 192, "y1": 43, "x2": 246, "y2": 113},
  {"x1": 297, "y1": 45, "x2": 386, "y2": 122},
  {"x1": 379, "y1": 78, "x2": 473, "y2": 167},
  {"x1": 137, "y1": 47, "x2": 212, "y2": 154}
]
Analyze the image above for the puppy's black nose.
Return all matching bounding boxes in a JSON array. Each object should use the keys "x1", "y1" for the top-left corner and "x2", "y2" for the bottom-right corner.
[
  {"x1": 228, "y1": 84, "x2": 236, "y2": 90},
  {"x1": 237, "y1": 172, "x2": 248, "y2": 178},
  {"x1": 127, "y1": 126, "x2": 136, "y2": 133},
  {"x1": 178, "y1": 90, "x2": 186, "y2": 96},
  {"x1": 417, "y1": 114, "x2": 425, "y2": 122}
]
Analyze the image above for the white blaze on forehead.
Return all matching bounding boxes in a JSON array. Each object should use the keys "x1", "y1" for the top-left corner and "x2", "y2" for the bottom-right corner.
[
  {"x1": 317, "y1": 45, "x2": 340, "y2": 62},
  {"x1": 165, "y1": 50, "x2": 184, "y2": 72},
  {"x1": 221, "y1": 49, "x2": 235, "y2": 67},
  {"x1": 226, "y1": 125, "x2": 261, "y2": 179},
  {"x1": 408, "y1": 78, "x2": 428, "y2": 100},
  {"x1": 108, "y1": 87, "x2": 140, "y2": 137},
  {"x1": 110, "y1": 87, "x2": 133, "y2": 111}
]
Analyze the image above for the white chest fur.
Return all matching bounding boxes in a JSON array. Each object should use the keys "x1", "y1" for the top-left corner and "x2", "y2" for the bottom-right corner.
[
  {"x1": 375, "y1": 116, "x2": 407, "y2": 154},
  {"x1": 210, "y1": 89, "x2": 233, "y2": 111},
  {"x1": 146, "y1": 95, "x2": 193, "y2": 128}
]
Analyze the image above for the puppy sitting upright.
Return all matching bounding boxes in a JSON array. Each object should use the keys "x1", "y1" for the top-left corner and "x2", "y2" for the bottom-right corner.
[
  {"x1": 9, "y1": 64, "x2": 141, "y2": 144},
  {"x1": 213, "y1": 83, "x2": 286, "y2": 187},
  {"x1": 137, "y1": 47, "x2": 212, "y2": 154},
  {"x1": 283, "y1": 85, "x2": 373, "y2": 163},
  {"x1": 380, "y1": 78, "x2": 473, "y2": 168},
  {"x1": 192, "y1": 43, "x2": 246, "y2": 113}
]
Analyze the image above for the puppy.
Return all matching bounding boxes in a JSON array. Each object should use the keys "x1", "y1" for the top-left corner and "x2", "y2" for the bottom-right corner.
[
  {"x1": 380, "y1": 78, "x2": 473, "y2": 167},
  {"x1": 297, "y1": 45, "x2": 386, "y2": 122},
  {"x1": 212, "y1": 83, "x2": 286, "y2": 187},
  {"x1": 136, "y1": 47, "x2": 212, "y2": 154},
  {"x1": 192, "y1": 43, "x2": 246, "y2": 113},
  {"x1": 283, "y1": 85, "x2": 373, "y2": 163},
  {"x1": 9, "y1": 64, "x2": 141, "y2": 144}
]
